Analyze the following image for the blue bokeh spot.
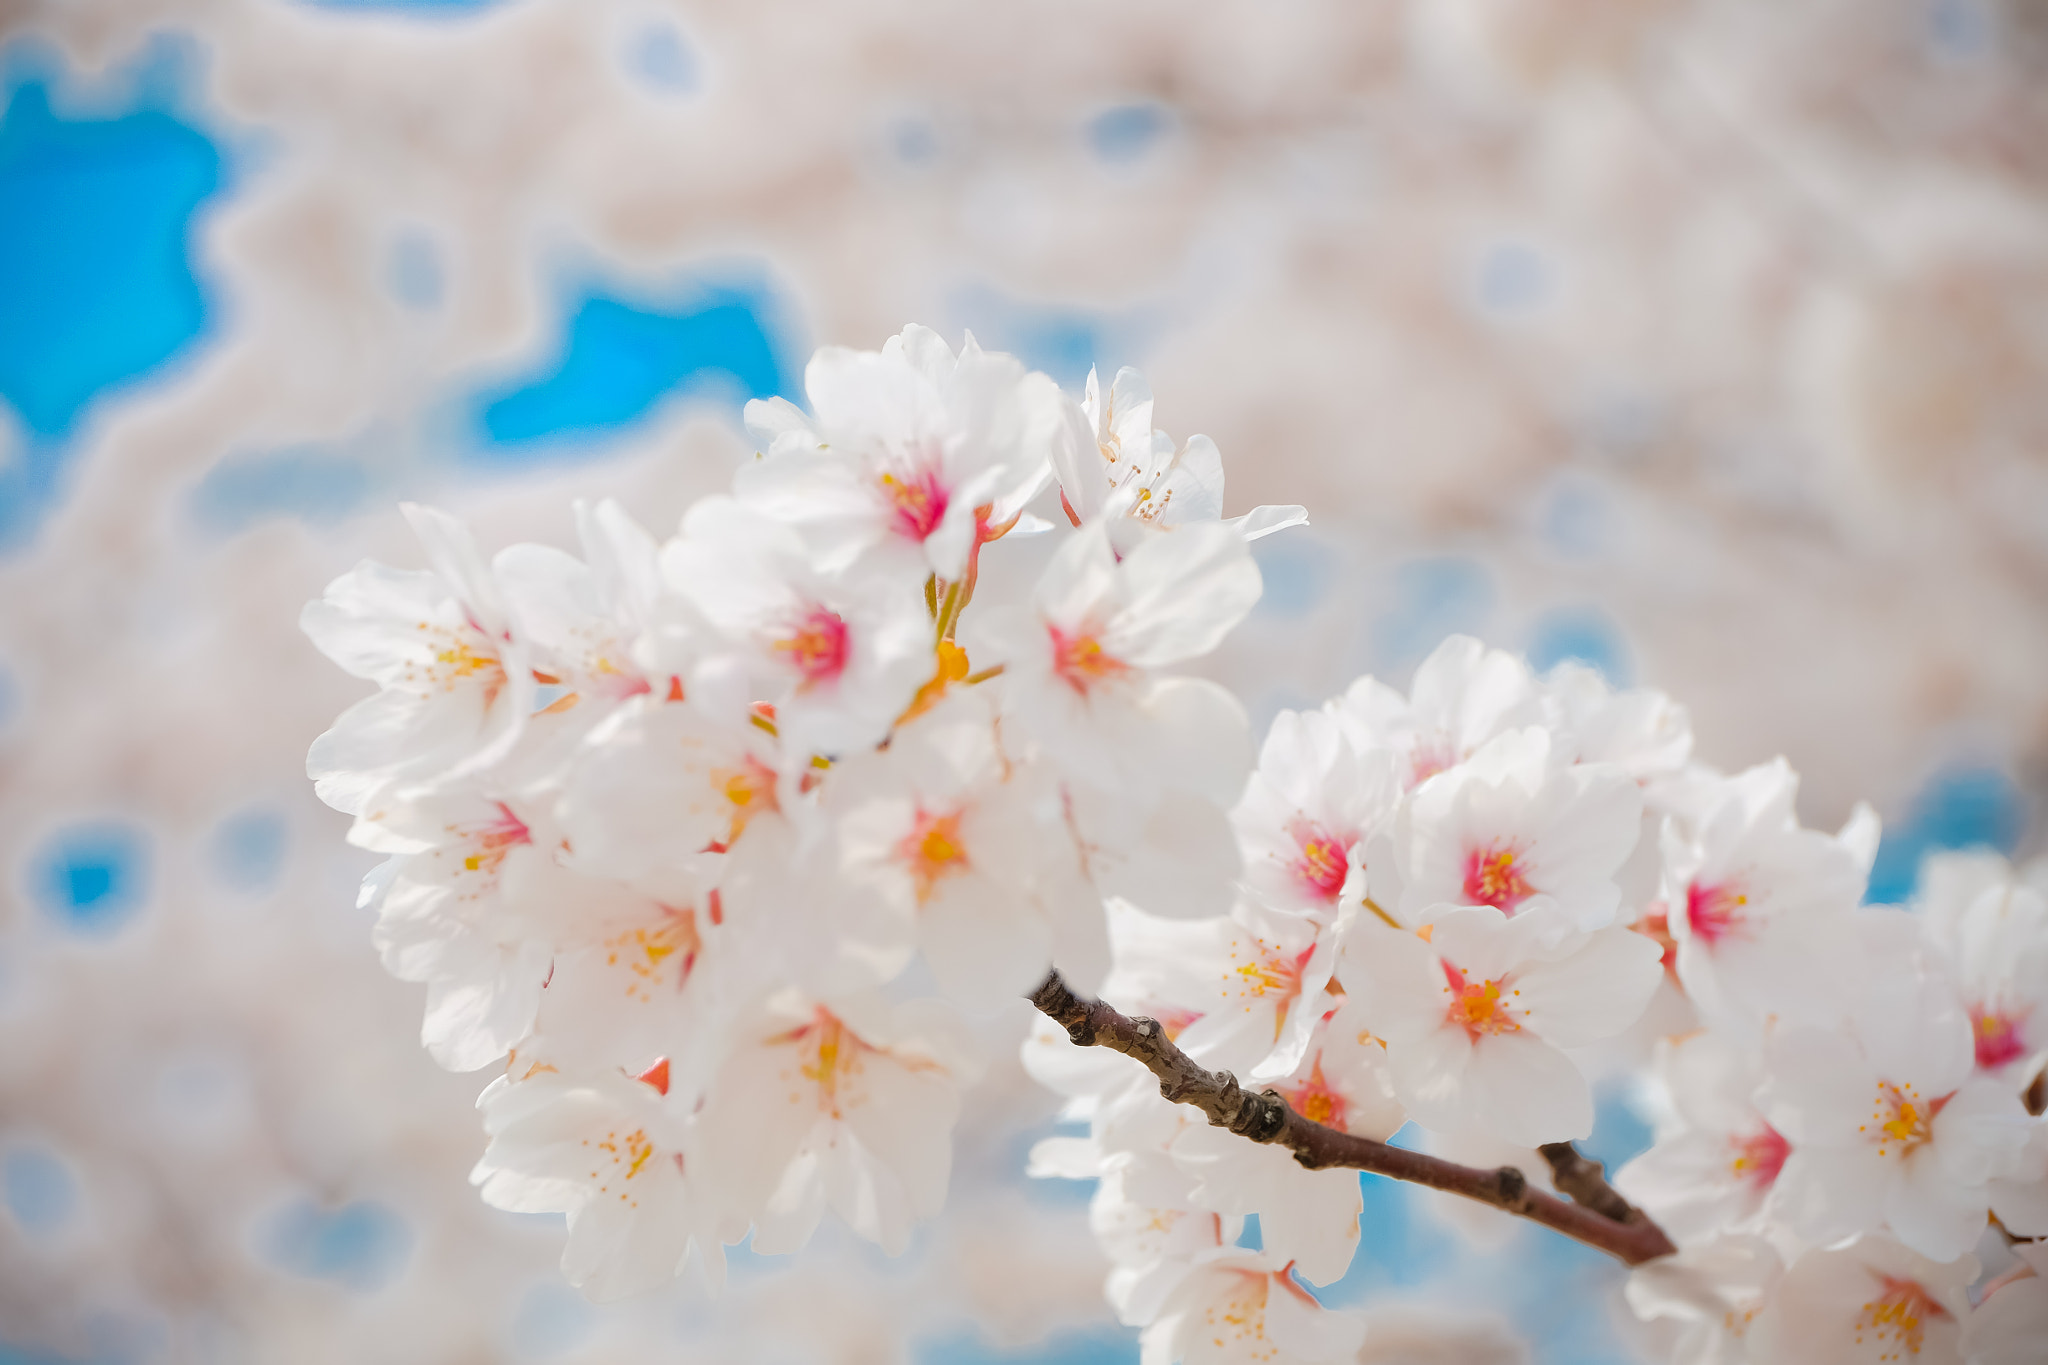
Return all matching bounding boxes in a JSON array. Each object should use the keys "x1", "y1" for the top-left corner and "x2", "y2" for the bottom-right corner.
[
  {"x1": 3, "y1": 1146, "x2": 78, "y2": 1234},
  {"x1": 212, "y1": 807, "x2": 289, "y2": 893},
  {"x1": 475, "y1": 282, "x2": 793, "y2": 456},
  {"x1": 388, "y1": 230, "x2": 444, "y2": 309},
  {"x1": 190, "y1": 447, "x2": 374, "y2": 535},
  {"x1": 0, "y1": 51, "x2": 225, "y2": 549},
  {"x1": 1371, "y1": 556, "x2": 1494, "y2": 672},
  {"x1": 1868, "y1": 764, "x2": 2027, "y2": 905},
  {"x1": 1527, "y1": 605, "x2": 1632, "y2": 687},
  {"x1": 1474, "y1": 241, "x2": 1550, "y2": 317},
  {"x1": 625, "y1": 22, "x2": 698, "y2": 94},
  {"x1": 262, "y1": 1198, "x2": 412, "y2": 1292},
  {"x1": 1252, "y1": 533, "x2": 1334, "y2": 620},
  {"x1": 30, "y1": 820, "x2": 151, "y2": 934},
  {"x1": 1087, "y1": 104, "x2": 1170, "y2": 164},
  {"x1": 510, "y1": 1282, "x2": 597, "y2": 1359}
]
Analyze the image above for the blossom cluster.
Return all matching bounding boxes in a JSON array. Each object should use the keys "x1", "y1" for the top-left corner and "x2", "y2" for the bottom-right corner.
[{"x1": 305, "y1": 326, "x2": 2046, "y2": 1362}]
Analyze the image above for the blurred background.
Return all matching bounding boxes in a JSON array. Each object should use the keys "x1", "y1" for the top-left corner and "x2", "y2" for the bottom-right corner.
[{"x1": 1, "y1": 1, "x2": 2044, "y2": 1361}]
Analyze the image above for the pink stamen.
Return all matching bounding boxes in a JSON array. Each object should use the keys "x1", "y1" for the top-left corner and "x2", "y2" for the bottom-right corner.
[
  {"x1": 1287, "y1": 819, "x2": 1353, "y2": 903},
  {"x1": 1728, "y1": 1123, "x2": 1790, "y2": 1190},
  {"x1": 1973, "y1": 1006, "x2": 2029, "y2": 1070},
  {"x1": 773, "y1": 605, "x2": 851, "y2": 686},
  {"x1": 1686, "y1": 881, "x2": 1749, "y2": 946},
  {"x1": 1049, "y1": 624, "x2": 1130, "y2": 696},
  {"x1": 878, "y1": 466, "x2": 949, "y2": 541},
  {"x1": 1462, "y1": 842, "x2": 1536, "y2": 914}
]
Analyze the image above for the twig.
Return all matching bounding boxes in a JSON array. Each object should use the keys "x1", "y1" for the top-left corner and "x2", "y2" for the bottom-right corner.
[
  {"x1": 1028, "y1": 970, "x2": 1678, "y2": 1267},
  {"x1": 1537, "y1": 1143, "x2": 1644, "y2": 1226}
]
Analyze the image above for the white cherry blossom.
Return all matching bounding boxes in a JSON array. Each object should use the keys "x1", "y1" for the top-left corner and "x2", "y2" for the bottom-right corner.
[
  {"x1": 303, "y1": 502, "x2": 537, "y2": 813},
  {"x1": 692, "y1": 989, "x2": 975, "y2": 1256},
  {"x1": 1963, "y1": 1241, "x2": 2048, "y2": 1365},
  {"x1": 1050, "y1": 364, "x2": 1306, "y2": 544},
  {"x1": 1138, "y1": 1248, "x2": 1366, "y2": 1365},
  {"x1": 736, "y1": 325, "x2": 1057, "y2": 582},
  {"x1": 965, "y1": 518, "x2": 1259, "y2": 804},
  {"x1": 471, "y1": 1065, "x2": 723, "y2": 1302},
  {"x1": 1341, "y1": 905, "x2": 1663, "y2": 1145},
  {"x1": 1751, "y1": 1235, "x2": 1974, "y2": 1365},
  {"x1": 663, "y1": 494, "x2": 930, "y2": 755},
  {"x1": 1329, "y1": 635, "x2": 1536, "y2": 791},
  {"x1": 1760, "y1": 972, "x2": 2030, "y2": 1259},
  {"x1": 1624, "y1": 1234, "x2": 1784, "y2": 1365},
  {"x1": 1616, "y1": 1031, "x2": 1794, "y2": 1242},
  {"x1": 1383, "y1": 727, "x2": 1644, "y2": 935},
  {"x1": 1916, "y1": 850, "x2": 2048, "y2": 1086},
  {"x1": 1232, "y1": 706, "x2": 1400, "y2": 921}
]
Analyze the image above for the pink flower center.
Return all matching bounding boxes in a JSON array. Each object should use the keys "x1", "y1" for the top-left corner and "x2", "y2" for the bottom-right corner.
[
  {"x1": 1727, "y1": 1123, "x2": 1790, "y2": 1190},
  {"x1": 1287, "y1": 820, "x2": 1353, "y2": 902},
  {"x1": 1853, "y1": 1274, "x2": 1949, "y2": 1358},
  {"x1": 878, "y1": 467, "x2": 949, "y2": 541},
  {"x1": 1231, "y1": 941, "x2": 1316, "y2": 1042},
  {"x1": 1685, "y1": 881, "x2": 1749, "y2": 945},
  {"x1": 1462, "y1": 842, "x2": 1535, "y2": 913},
  {"x1": 1974, "y1": 1006, "x2": 2029, "y2": 1070},
  {"x1": 1407, "y1": 738, "x2": 1456, "y2": 788},
  {"x1": 1281, "y1": 1053, "x2": 1348, "y2": 1130},
  {"x1": 457, "y1": 802, "x2": 532, "y2": 877},
  {"x1": 773, "y1": 606, "x2": 850, "y2": 686},
  {"x1": 1867, "y1": 1080, "x2": 1951, "y2": 1159},
  {"x1": 1441, "y1": 959, "x2": 1521, "y2": 1038},
  {"x1": 1049, "y1": 625, "x2": 1130, "y2": 695},
  {"x1": 897, "y1": 807, "x2": 970, "y2": 903}
]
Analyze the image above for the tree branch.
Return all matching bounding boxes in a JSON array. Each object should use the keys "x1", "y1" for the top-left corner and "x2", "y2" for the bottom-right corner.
[{"x1": 1029, "y1": 970, "x2": 1678, "y2": 1268}]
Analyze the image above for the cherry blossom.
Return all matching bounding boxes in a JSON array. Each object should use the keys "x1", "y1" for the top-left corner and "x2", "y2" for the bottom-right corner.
[
  {"x1": 1616, "y1": 1032, "x2": 1795, "y2": 1242},
  {"x1": 1751, "y1": 1236, "x2": 1973, "y2": 1365},
  {"x1": 1329, "y1": 634, "x2": 1536, "y2": 791},
  {"x1": 1341, "y1": 906, "x2": 1663, "y2": 1144},
  {"x1": 471, "y1": 1065, "x2": 722, "y2": 1301},
  {"x1": 1050, "y1": 365, "x2": 1306, "y2": 545},
  {"x1": 965, "y1": 518, "x2": 1259, "y2": 803},
  {"x1": 736, "y1": 325, "x2": 1057, "y2": 582},
  {"x1": 1138, "y1": 1248, "x2": 1366, "y2": 1365},
  {"x1": 303, "y1": 502, "x2": 536, "y2": 813},
  {"x1": 692, "y1": 989, "x2": 975, "y2": 1256},
  {"x1": 1659, "y1": 759, "x2": 1871, "y2": 1032},
  {"x1": 1759, "y1": 972, "x2": 2030, "y2": 1259},
  {"x1": 1382, "y1": 727, "x2": 1645, "y2": 934},
  {"x1": 1231, "y1": 706, "x2": 1400, "y2": 921},
  {"x1": 1963, "y1": 1241, "x2": 2048, "y2": 1365},
  {"x1": 1916, "y1": 850, "x2": 2048, "y2": 1086},
  {"x1": 1624, "y1": 1234, "x2": 1783, "y2": 1365}
]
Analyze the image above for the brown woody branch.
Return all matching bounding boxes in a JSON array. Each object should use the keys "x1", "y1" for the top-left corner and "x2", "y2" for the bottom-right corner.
[{"x1": 1029, "y1": 970, "x2": 1677, "y2": 1267}]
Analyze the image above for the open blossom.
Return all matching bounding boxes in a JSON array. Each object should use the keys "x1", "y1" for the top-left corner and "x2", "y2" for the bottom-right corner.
[
  {"x1": 303, "y1": 502, "x2": 537, "y2": 814},
  {"x1": 1915, "y1": 850, "x2": 2048, "y2": 1085},
  {"x1": 1232, "y1": 706, "x2": 1400, "y2": 920},
  {"x1": 472, "y1": 1066, "x2": 723, "y2": 1302},
  {"x1": 966, "y1": 518, "x2": 1259, "y2": 802},
  {"x1": 1050, "y1": 364, "x2": 1306, "y2": 545},
  {"x1": 555, "y1": 691, "x2": 785, "y2": 905},
  {"x1": 1616, "y1": 1032, "x2": 1795, "y2": 1242},
  {"x1": 352, "y1": 730, "x2": 647, "y2": 1071},
  {"x1": 1659, "y1": 758, "x2": 1871, "y2": 1032},
  {"x1": 1538, "y1": 660, "x2": 1694, "y2": 781},
  {"x1": 1751, "y1": 1236, "x2": 1974, "y2": 1365},
  {"x1": 693, "y1": 990, "x2": 975, "y2": 1256},
  {"x1": 1167, "y1": 898, "x2": 1342, "y2": 1084},
  {"x1": 1169, "y1": 1020, "x2": 1403, "y2": 1286},
  {"x1": 1760, "y1": 972, "x2": 2030, "y2": 1259},
  {"x1": 1624, "y1": 1234, "x2": 1784, "y2": 1365},
  {"x1": 493, "y1": 499, "x2": 687, "y2": 710},
  {"x1": 663, "y1": 495, "x2": 929, "y2": 755},
  {"x1": 1139, "y1": 1248, "x2": 1366, "y2": 1365},
  {"x1": 737, "y1": 325, "x2": 1056, "y2": 581},
  {"x1": 1382, "y1": 726, "x2": 1645, "y2": 934},
  {"x1": 1342, "y1": 905, "x2": 1663, "y2": 1145},
  {"x1": 821, "y1": 696, "x2": 1103, "y2": 1000},
  {"x1": 1329, "y1": 635, "x2": 1536, "y2": 791}
]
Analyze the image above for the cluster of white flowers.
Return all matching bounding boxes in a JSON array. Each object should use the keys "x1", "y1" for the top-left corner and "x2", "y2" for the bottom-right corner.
[{"x1": 305, "y1": 325, "x2": 2046, "y2": 1362}]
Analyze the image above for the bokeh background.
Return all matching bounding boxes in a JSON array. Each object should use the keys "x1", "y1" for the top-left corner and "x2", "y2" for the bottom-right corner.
[{"x1": 2, "y1": 1, "x2": 2045, "y2": 1361}]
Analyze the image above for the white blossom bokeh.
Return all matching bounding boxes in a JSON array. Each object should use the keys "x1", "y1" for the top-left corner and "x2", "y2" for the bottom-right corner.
[{"x1": 1, "y1": 2, "x2": 2043, "y2": 1362}]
